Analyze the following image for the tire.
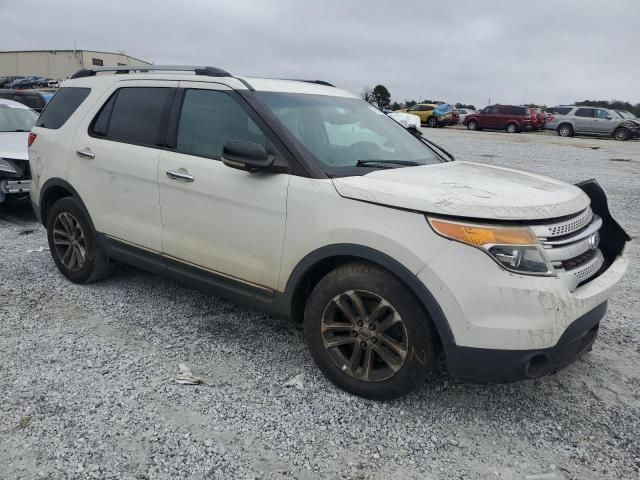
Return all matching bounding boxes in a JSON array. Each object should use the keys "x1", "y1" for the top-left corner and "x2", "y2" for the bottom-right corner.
[
  {"x1": 506, "y1": 123, "x2": 518, "y2": 134},
  {"x1": 557, "y1": 124, "x2": 573, "y2": 137},
  {"x1": 46, "y1": 197, "x2": 115, "y2": 284},
  {"x1": 467, "y1": 120, "x2": 479, "y2": 131},
  {"x1": 303, "y1": 262, "x2": 438, "y2": 400},
  {"x1": 613, "y1": 127, "x2": 630, "y2": 141},
  {"x1": 426, "y1": 116, "x2": 438, "y2": 128}
]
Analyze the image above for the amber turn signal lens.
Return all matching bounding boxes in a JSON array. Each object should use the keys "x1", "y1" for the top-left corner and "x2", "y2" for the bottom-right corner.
[{"x1": 430, "y1": 219, "x2": 538, "y2": 247}]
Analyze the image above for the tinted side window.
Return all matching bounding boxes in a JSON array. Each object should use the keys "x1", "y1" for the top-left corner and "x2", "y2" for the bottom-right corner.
[
  {"x1": 594, "y1": 109, "x2": 610, "y2": 119},
  {"x1": 575, "y1": 108, "x2": 594, "y2": 118},
  {"x1": 551, "y1": 107, "x2": 572, "y2": 115},
  {"x1": 484, "y1": 107, "x2": 497, "y2": 114},
  {"x1": 91, "y1": 87, "x2": 171, "y2": 146},
  {"x1": 510, "y1": 106, "x2": 526, "y2": 115},
  {"x1": 176, "y1": 89, "x2": 266, "y2": 160},
  {"x1": 35, "y1": 87, "x2": 91, "y2": 129}
]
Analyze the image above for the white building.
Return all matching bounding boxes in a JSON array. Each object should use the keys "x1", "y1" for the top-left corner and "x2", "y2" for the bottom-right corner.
[{"x1": 0, "y1": 50, "x2": 152, "y2": 80}]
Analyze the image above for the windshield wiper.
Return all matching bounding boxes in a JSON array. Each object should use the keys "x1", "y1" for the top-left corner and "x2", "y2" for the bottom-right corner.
[{"x1": 356, "y1": 159, "x2": 421, "y2": 168}]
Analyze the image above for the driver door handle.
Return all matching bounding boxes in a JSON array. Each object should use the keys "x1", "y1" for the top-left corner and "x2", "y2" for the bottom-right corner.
[
  {"x1": 76, "y1": 148, "x2": 95, "y2": 159},
  {"x1": 166, "y1": 169, "x2": 194, "y2": 182}
]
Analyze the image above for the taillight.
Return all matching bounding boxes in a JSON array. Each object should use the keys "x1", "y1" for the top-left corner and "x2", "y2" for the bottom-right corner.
[{"x1": 28, "y1": 132, "x2": 37, "y2": 147}]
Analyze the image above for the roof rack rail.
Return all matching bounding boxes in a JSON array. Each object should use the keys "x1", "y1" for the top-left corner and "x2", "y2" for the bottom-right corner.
[
  {"x1": 279, "y1": 78, "x2": 335, "y2": 87},
  {"x1": 69, "y1": 65, "x2": 231, "y2": 79}
]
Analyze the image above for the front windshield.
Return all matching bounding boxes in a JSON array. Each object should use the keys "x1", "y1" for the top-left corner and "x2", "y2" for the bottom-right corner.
[
  {"x1": 616, "y1": 110, "x2": 635, "y2": 119},
  {"x1": 0, "y1": 105, "x2": 38, "y2": 132},
  {"x1": 257, "y1": 92, "x2": 440, "y2": 175}
]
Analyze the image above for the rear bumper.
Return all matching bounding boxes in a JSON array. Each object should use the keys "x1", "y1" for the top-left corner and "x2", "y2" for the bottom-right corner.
[{"x1": 445, "y1": 301, "x2": 606, "y2": 383}]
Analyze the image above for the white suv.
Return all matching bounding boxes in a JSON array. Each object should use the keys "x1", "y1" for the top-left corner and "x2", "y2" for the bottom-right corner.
[{"x1": 29, "y1": 66, "x2": 630, "y2": 399}]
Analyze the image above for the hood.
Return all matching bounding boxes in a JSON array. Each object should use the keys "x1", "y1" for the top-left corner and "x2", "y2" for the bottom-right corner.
[
  {"x1": 0, "y1": 132, "x2": 29, "y2": 161},
  {"x1": 332, "y1": 161, "x2": 590, "y2": 221}
]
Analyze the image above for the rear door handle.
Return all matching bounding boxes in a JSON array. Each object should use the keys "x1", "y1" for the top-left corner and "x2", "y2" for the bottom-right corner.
[
  {"x1": 76, "y1": 148, "x2": 95, "y2": 159},
  {"x1": 166, "y1": 169, "x2": 194, "y2": 182}
]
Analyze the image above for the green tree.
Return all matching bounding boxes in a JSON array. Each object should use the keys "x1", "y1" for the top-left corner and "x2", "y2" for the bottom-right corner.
[{"x1": 371, "y1": 84, "x2": 391, "y2": 109}]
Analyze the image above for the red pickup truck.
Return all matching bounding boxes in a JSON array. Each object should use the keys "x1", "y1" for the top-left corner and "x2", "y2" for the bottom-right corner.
[{"x1": 463, "y1": 105, "x2": 532, "y2": 133}]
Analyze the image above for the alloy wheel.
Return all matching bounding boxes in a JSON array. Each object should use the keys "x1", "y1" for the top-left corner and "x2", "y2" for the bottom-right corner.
[
  {"x1": 559, "y1": 126, "x2": 571, "y2": 137},
  {"x1": 321, "y1": 290, "x2": 409, "y2": 382},
  {"x1": 52, "y1": 212, "x2": 87, "y2": 271}
]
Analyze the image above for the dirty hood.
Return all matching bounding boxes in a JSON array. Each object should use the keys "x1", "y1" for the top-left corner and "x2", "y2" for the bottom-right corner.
[
  {"x1": 0, "y1": 132, "x2": 29, "y2": 161},
  {"x1": 332, "y1": 161, "x2": 590, "y2": 221}
]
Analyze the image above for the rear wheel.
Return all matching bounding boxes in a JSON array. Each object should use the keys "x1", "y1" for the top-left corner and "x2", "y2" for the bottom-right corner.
[
  {"x1": 506, "y1": 123, "x2": 519, "y2": 133},
  {"x1": 613, "y1": 127, "x2": 630, "y2": 141},
  {"x1": 557, "y1": 124, "x2": 573, "y2": 137},
  {"x1": 303, "y1": 262, "x2": 438, "y2": 400},
  {"x1": 467, "y1": 120, "x2": 480, "y2": 131},
  {"x1": 426, "y1": 116, "x2": 438, "y2": 128},
  {"x1": 46, "y1": 197, "x2": 115, "y2": 284}
]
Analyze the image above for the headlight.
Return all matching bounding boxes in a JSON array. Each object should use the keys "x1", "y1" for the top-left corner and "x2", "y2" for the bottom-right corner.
[
  {"x1": 429, "y1": 218, "x2": 555, "y2": 276},
  {"x1": 0, "y1": 158, "x2": 19, "y2": 174}
]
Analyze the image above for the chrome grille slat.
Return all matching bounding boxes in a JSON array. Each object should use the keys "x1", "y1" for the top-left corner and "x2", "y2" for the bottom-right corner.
[
  {"x1": 533, "y1": 207, "x2": 603, "y2": 291},
  {"x1": 531, "y1": 207, "x2": 593, "y2": 238}
]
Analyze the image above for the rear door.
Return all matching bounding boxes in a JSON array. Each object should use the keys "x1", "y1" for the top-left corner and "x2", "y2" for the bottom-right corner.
[
  {"x1": 573, "y1": 107, "x2": 594, "y2": 133},
  {"x1": 69, "y1": 80, "x2": 177, "y2": 251},
  {"x1": 157, "y1": 82, "x2": 291, "y2": 290}
]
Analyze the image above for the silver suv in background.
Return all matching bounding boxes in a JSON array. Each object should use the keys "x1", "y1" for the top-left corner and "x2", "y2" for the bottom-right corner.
[{"x1": 546, "y1": 106, "x2": 640, "y2": 141}]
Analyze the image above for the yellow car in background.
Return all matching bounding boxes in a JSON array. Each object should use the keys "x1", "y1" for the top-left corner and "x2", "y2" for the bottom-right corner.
[{"x1": 396, "y1": 103, "x2": 452, "y2": 127}]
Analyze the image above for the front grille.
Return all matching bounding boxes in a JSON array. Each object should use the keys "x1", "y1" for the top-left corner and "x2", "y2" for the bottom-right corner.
[
  {"x1": 562, "y1": 249, "x2": 597, "y2": 270},
  {"x1": 534, "y1": 207, "x2": 603, "y2": 291}
]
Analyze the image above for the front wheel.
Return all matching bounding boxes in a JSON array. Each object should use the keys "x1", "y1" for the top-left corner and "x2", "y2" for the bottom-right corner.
[
  {"x1": 557, "y1": 124, "x2": 573, "y2": 137},
  {"x1": 303, "y1": 262, "x2": 438, "y2": 400},
  {"x1": 613, "y1": 127, "x2": 630, "y2": 141},
  {"x1": 467, "y1": 120, "x2": 479, "y2": 131},
  {"x1": 46, "y1": 197, "x2": 115, "y2": 284}
]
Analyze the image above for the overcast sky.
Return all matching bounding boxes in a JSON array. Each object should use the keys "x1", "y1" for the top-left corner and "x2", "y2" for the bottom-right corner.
[{"x1": 2, "y1": 0, "x2": 638, "y2": 108}]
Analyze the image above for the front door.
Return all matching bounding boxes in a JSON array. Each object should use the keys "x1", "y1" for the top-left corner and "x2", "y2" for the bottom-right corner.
[
  {"x1": 591, "y1": 108, "x2": 616, "y2": 135},
  {"x1": 69, "y1": 81, "x2": 178, "y2": 251},
  {"x1": 157, "y1": 82, "x2": 291, "y2": 290}
]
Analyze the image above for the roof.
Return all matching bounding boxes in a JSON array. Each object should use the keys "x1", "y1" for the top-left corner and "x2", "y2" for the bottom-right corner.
[
  {"x1": 0, "y1": 98, "x2": 31, "y2": 109},
  {"x1": 0, "y1": 49, "x2": 151, "y2": 65},
  {"x1": 62, "y1": 70, "x2": 357, "y2": 98}
]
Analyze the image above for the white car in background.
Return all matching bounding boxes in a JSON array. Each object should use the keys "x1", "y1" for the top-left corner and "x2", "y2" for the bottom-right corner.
[
  {"x1": 457, "y1": 108, "x2": 476, "y2": 124},
  {"x1": 387, "y1": 111, "x2": 421, "y2": 130},
  {"x1": 0, "y1": 99, "x2": 38, "y2": 204}
]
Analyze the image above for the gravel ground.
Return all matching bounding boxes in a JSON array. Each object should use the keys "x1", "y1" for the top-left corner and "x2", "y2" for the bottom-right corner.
[{"x1": 1, "y1": 129, "x2": 638, "y2": 480}]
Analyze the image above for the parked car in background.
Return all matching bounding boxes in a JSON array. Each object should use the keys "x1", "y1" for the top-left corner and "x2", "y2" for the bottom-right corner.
[
  {"x1": 387, "y1": 111, "x2": 421, "y2": 130},
  {"x1": 528, "y1": 107, "x2": 545, "y2": 131},
  {"x1": 396, "y1": 103, "x2": 450, "y2": 127},
  {"x1": 433, "y1": 103, "x2": 453, "y2": 126},
  {"x1": 11, "y1": 76, "x2": 51, "y2": 89},
  {"x1": 463, "y1": 105, "x2": 532, "y2": 133},
  {"x1": 0, "y1": 89, "x2": 50, "y2": 113},
  {"x1": 28, "y1": 65, "x2": 630, "y2": 399},
  {"x1": 457, "y1": 108, "x2": 476, "y2": 123},
  {"x1": 546, "y1": 106, "x2": 639, "y2": 141},
  {"x1": 0, "y1": 99, "x2": 38, "y2": 204},
  {"x1": 0, "y1": 76, "x2": 24, "y2": 88},
  {"x1": 451, "y1": 108, "x2": 460, "y2": 125}
]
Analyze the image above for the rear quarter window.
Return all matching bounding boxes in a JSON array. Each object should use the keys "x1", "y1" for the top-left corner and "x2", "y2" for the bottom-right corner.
[
  {"x1": 551, "y1": 107, "x2": 572, "y2": 115},
  {"x1": 35, "y1": 87, "x2": 91, "y2": 129},
  {"x1": 510, "y1": 106, "x2": 527, "y2": 115}
]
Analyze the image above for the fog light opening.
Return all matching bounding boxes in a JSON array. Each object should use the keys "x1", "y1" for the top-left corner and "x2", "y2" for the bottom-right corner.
[{"x1": 525, "y1": 354, "x2": 549, "y2": 379}]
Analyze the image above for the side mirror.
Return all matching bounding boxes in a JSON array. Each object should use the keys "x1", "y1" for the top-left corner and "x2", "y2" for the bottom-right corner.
[
  {"x1": 606, "y1": 115, "x2": 612, "y2": 120},
  {"x1": 222, "y1": 140, "x2": 273, "y2": 173}
]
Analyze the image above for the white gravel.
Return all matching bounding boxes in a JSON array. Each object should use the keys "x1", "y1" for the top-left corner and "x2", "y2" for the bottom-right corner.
[{"x1": 1, "y1": 129, "x2": 639, "y2": 480}]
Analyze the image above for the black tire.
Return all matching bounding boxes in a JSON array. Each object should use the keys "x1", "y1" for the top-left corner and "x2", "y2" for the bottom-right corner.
[
  {"x1": 46, "y1": 197, "x2": 115, "y2": 284},
  {"x1": 426, "y1": 116, "x2": 438, "y2": 128},
  {"x1": 506, "y1": 122, "x2": 519, "y2": 133},
  {"x1": 467, "y1": 120, "x2": 480, "y2": 131},
  {"x1": 303, "y1": 262, "x2": 438, "y2": 400},
  {"x1": 557, "y1": 124, "x2": 573, "y2": 137},
  {"x1": 613, "y1": 127, "x2": 630, "y2": 141}
]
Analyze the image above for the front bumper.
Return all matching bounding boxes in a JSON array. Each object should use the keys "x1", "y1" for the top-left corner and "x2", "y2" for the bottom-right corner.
[{"x1": 445, "y1": 301, "x2": 606, "y2": 382}]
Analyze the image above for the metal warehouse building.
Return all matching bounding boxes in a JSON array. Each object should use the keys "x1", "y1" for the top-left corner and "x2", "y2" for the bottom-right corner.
[{"x1": 0, "y1": 50, "x2": 152, "y2": 80}]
